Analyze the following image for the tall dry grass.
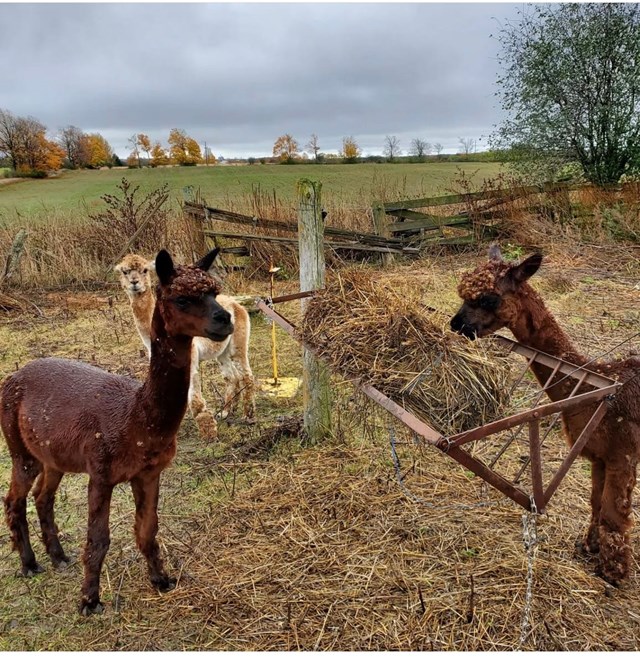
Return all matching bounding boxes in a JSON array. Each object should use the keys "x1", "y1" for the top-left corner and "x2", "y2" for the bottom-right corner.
[{"x1": 1, "y1": 175, "x2": 639, "y2": 293}]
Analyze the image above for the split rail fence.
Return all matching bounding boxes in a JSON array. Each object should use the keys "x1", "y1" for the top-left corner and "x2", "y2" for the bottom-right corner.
[{"x1": 183, "y1": 181, "x2": 584, "y2": 268}]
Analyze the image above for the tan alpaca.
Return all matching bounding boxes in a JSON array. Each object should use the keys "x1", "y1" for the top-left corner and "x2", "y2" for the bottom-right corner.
[{"x1": 115, "y1": 254, "x2": 255, "y2": 440}]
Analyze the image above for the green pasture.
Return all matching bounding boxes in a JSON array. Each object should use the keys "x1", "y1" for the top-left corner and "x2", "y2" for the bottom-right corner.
[{"x1": 0, "y1": 162, "x2": 504, "y2": 225}]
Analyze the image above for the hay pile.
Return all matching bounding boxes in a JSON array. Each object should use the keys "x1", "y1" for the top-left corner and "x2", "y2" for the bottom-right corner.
[{"x1": 298, "y1": 271, "x2": 512, "y2": 435}]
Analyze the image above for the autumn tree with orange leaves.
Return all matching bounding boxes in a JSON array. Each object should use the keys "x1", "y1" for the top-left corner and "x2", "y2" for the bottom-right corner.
[
  {"x1": 137, "y1": 133, "x2": 153, "y2": 163},
  {"x1": 0, "y1": 109, "x2": 65, "y2": 175},
  {"x1": 340, "y1": 136, "x2": 360, "y2": 163},
  {"x1": 168, "y1": 128, "x2": 203, "y2": 165},
  {"x1": 85, "y1": 133, "x2": 113, "y2": 168},
  {"x1": 150, "y1": 142, "x2": 170, "y2": 167},
  {"x1": 273, "y1": 134, "x2": 299, "y2": 162}
]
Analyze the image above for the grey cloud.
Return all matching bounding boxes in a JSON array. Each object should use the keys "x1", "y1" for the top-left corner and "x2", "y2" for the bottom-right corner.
[{"x1": 0, "y1": 3, "x2": 520, "y2": 157}]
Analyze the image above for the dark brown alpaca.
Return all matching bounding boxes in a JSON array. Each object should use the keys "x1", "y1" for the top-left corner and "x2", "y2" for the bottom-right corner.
[
  {"x1": 1, "y1": 248, "x2": 233, "y2": 614},
  {"x1": 450, "y1": 245, "x2": 640, "y2": 587}
]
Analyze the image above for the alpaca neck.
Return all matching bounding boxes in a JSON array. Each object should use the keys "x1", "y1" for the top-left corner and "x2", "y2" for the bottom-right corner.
[
  {"x1": 128, "y1": 290, "x2": 154, "y2": 354},
  {"x1": 508, "y1": 283, "x2": 587, "y2": 401},
  {"x1": 138, "y1": 306, "x2": 192, "y2": 439}
]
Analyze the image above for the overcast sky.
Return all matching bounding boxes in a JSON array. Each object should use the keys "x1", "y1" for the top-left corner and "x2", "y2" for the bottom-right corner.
[{"x1": 0, "y1": 2, "x2": 522, "y2": 159}]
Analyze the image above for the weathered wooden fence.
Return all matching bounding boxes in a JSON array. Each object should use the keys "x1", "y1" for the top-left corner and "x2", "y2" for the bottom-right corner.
[{"x1": 183, "y1": 181, "x2": 610, "y2": 270}]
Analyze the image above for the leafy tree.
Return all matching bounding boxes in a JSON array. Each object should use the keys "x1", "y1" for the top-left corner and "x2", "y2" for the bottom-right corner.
[
  {"x1": 305, "y1": 133, "x2": 321, "y2": 161},
  {"x1": 168, "y1": 128, "x2": 202, "y2": 165},
  {"x1": 273, "y1": 134, "x2": 299, "y2": 162},
  {"x1": 150, "y1": 142, "x2": 169, "y2": 167},
  {"x1": 494, "y1": 4, "x2": 640, "y2": 184},
  {"x1": 86, "y1": 133, "x2": 113, "y2": 168},
  {"x1": 137, "y1": 133, "x2": 152, "y2": 163},
  {"x1": 410, "y1": 138, "x2": 431, "y2": 160},
  {"x1": 32, "y1": 133, "x2": 65, "y2": 172},
  {"x1": 0, "y1": 110, "x2": 64, "y2": 174},
  {"x1": 340, "y1": 136, "x2": 360, "y2": 163},
  {"x1": 383, "y1": 135, "x2": 401, "y2": 162}
]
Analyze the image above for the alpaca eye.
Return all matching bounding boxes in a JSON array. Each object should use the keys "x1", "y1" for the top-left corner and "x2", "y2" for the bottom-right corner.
[
  {"x1": 142, "y1": 269, "x2": 148, "y2": 274},
  {"x1": 478, "y1": 295, "x2": 499, "y2": 311},
  {"x1": 175, "y1": 296, "x2": 190, "y2": 308},
  {"x1": 122, "y1": 269, "x2": 130, "y2": 275}
]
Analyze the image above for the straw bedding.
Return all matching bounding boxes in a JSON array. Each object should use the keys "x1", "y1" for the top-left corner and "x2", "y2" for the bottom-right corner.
[{"x1": 297, "y1": 270, "x2": 512, "y2": 436}]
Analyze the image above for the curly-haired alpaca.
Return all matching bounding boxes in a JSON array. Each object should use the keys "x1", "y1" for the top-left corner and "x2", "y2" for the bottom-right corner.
[
  {"x1": 450, "y1": 244, "x2": 640, "y2": 587},
  {"x1": 1, "y1": 248, "x2": 232, "y2": 614}
]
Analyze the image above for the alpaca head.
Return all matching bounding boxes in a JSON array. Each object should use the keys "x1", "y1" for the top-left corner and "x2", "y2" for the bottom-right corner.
[
  {"x1": 154, "y1": 248, "x2": 233, "y2": 342},
  {"x1": 450, "y1": 244, "x2": 543, "y2": 340},
  {"x1": 115, "y1": 254, "x2": 154, "y2": 298}
]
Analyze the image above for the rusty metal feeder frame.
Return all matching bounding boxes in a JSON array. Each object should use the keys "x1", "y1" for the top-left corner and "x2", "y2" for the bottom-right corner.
[{"x1": 257, "y1": 293, "x2": 620, "y2": 514}]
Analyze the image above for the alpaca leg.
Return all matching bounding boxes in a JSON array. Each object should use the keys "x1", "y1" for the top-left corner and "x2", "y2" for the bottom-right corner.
[
  {"x1": 4, "y1": 456, "x2": 43, "y2": 576},
  {"x1": 237, "y1": 357, "x2": 256, "y2": 421},
  {"x1": 218, "y1": 355, "x2": 240, "y2": 419},
  {"x1": 80, "y1": 478, "x2": 113, "y2": 615},
  {"x1": 233, "y1": 353, "x2": 256, "y2": 419},
  {"x1": 131, "y1": 474, "x2": 176, "y2": 592},
  {"x1": 33, "y1": 466, "x2": 69, "y2": 568},
  {"x1": 577, "y1": 458, "x2": 605, "y2": 558},
  {"x1": 189, "y1": 350, "x2": 217, "y2": 440},
  {"x1": 596, "y1": 458, "x2": 637, "y2": 586}
]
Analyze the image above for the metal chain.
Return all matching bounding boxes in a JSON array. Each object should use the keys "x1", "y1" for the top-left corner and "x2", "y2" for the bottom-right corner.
[{"x1": 518, "y1": 498, "x2": 539, "y2": 649}]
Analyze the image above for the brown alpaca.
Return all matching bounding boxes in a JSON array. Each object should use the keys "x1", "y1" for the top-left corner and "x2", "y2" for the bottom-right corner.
[
  {"x1": 115, "y1": 253, "x2": 255, "y2": 440},
  {"x1": 450, "y1": 245, "x2": 640, "y2": 586},
  {"x1": 1, "y1": 248, "x2": 233, "y2": 614}
]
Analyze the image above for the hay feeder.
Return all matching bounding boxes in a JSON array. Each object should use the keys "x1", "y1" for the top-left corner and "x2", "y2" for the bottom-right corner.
[{"x1": 256, "y1": 284, "x2": 620, "y2": 514}]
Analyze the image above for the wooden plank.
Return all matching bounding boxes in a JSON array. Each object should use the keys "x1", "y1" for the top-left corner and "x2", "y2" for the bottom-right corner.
[
  {"x1": 387, "y1": 209, "x2": 444, "y2": 222},
  {"x1": 382, "y1": 182, "x2": 581, "y2": 212},
  {"x1": 419, "y1": 234, "x2": 476, "y2": 246},
  {"x1": 389, "y1": 214, "x2": 472, "y2": 233},
  {"x1": 202, "y1": 230, "x2": 415, "y2": 254}
]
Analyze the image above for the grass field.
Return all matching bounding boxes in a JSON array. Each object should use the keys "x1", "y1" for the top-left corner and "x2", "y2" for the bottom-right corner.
[
  {"x1": 0, "y1": 162, "x2": 504, "y2": 224},
  {"x1": 1, "y1": 247, "x2": 640, "y2": 649}
]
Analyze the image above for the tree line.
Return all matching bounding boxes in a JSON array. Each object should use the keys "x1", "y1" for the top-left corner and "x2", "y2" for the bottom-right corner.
[
  {"x1": 272, "y1": 133, "x2": 456, "y2": 164},
  {"x1": 0, "y1": 110, "x2": 210, "y2": 177}
]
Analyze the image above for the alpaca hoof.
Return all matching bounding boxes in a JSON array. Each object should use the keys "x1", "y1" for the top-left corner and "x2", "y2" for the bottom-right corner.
[
  {"x1": 595, "y1": 563, "x2": 625, "y2": 589},
  {"x1": 53, "y1": 555, "x2": 71, "y2": 571},
  {"x1": 153, "y1": 575, "x2": 177, "y2": 593},
  {"x1": 574, "y1": 538, "x2": 598, "y2": 561},
  {"x1": 21, "y1": 562, "x2": 44, "y2": 578},
  {"x1": 79, "y1": 599, "x2": 104, "y2": 616}
]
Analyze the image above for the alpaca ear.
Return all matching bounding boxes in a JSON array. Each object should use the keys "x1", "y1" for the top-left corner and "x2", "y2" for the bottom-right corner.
[
  {"x1": 508, "y1": 253, "x2": 543, "y2": 285},
  {"x1": 155, "y1": 249, "x2": 176, "y2": 285},
  {"x1": 146, "y1": 259, "x2": 156, "y2": 273},
  {"x1": 194, "y1": 247, "x2": 220, "y2": 273},
  {"x1": 488, "y1": 244, "x2": 503, "y2": 262},
  {"x1": 114, "y1": 263, "x2": 123, "y2": 273}
]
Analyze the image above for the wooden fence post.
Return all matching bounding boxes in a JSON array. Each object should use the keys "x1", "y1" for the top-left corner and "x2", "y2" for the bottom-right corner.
[
  {"x1": 297, "y1": 179, "x2": 332, "y2": 442},
  {"x1": 372, "y1": 203, "x2": 394, "y2": 267}
]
